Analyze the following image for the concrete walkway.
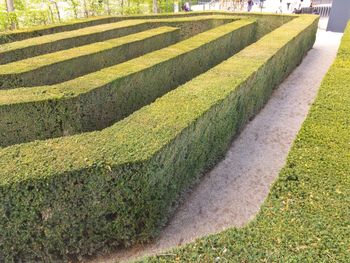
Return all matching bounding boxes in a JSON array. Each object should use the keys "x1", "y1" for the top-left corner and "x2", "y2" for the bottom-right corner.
[{"x1": 88, "y1": 29, "x2": 343, "y2": 263}]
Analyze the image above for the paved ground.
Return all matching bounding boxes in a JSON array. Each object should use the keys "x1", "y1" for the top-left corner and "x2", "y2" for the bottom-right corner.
[
  {"x1": 88, "y1": 29, "x2": 343, "y2": 263},
  {"x1": 318, "y1": 17, "x2": 329, "y2": 30}
]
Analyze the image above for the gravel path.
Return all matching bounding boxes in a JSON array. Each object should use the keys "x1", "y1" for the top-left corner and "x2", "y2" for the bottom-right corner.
[{"x1": 88, "y1": 30, "x2": 343, "y2": 263}]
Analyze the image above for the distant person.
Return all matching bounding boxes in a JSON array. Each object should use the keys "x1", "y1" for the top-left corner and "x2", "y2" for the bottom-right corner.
[
  {"x1": 259, "y1": 0, "x2": 265, "y2": 10},
  {"x1": 298, "y1": 0, "x2": 303, "y2": 9},
  {"x1": 298, "y1": 0, "x2": 308, "y2": 11},
  {"x1": 287, "y1": 1, "x2": 291, "y2": 10},
  {"x1": 292, "y1": 0, "x2": 302, "y2": 13},
  {"x1": 247, "y1": 0, "x2": 254, "y2": 12},
  {"x1": 293, "y1": 5, "x2": 302, "y2": 14},
  {"x1": 240, "y1": 0, "x2": 244, "y2": 10},
  {"x1": 292, "y1": 0, "x2": 299, "y2": 10},
  {"x1": 277, "y1": 0, "x2": 283, "y2": 13},
  {"x1": 184, "y1": 2, "x2": 190, "y2": 11}
]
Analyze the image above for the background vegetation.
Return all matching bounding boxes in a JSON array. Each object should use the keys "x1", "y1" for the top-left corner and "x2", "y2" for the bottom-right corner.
[{"x1": 0, "y1": 0, "x2": 177, "y2": 31}]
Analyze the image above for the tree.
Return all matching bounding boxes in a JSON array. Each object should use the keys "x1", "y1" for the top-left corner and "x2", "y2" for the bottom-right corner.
[
  {"x1": 83, "y1": 0, "x2": 89, "y2": 17},
  {"x1": 105, "y1": 0, "x2": 111, "y2": 15},
  {"x1": 152, "y1": 0, "x2": 158, "y2": 13},
  {"x1": 5, "y1": 0, "x2": 14, "y2": 12},
  {"x1": 48, "y1": 0, "x2": 61, "y2": 22},
  {"x1": 1, "y1": 0, "x2": 167, "y2": 31},
  {"x1": 5, "y1": 0, "x2": 16, "y2": 29},
  {"x1": 66, "y1": 0, "x2": 79, "y2": 18},
  {"x1": 6, "y1": 0, "x2": 16, "y2": 30}
]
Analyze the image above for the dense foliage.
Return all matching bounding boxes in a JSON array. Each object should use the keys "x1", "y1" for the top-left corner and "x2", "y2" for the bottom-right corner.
[{"x1": 0, "y1": 0, "x2": 175, "y2": 31}]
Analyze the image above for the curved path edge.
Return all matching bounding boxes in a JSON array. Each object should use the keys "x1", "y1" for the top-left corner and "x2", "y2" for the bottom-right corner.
[{"x1": 87, "y1": 29, "x2": 343, "y2": 263}]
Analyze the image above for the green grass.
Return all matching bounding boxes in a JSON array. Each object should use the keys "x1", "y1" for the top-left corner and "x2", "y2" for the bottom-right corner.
[{"x1": 142, "y1": 21, "x2": 350, "y2": 263}]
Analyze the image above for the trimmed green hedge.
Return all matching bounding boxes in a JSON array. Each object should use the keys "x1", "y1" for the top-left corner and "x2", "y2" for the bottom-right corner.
[
  {"x1": 143, "y1": 20, "x2": 350, "y2": 263},
  {"x1": 0, "y1": 15, "x2": 118, "y2": 44},
  {"x1": 0, "y1": 12, "x2": 221, "y2": 44},
  {"x1": 0, "y1": 15, "x2": 318, "y2": 261},
  {"x1": 0, "y1": 26, "x2": 180, "y2": 88},
  {"x1": 0, "y1": 19, "x2": 257, "y2": 147},
  {"x1": 0, "y1": 20, "x2": 147, "y2": 65},
  {"x1": 0, "y1": 15, "x2": 235, "y2": 65},
  {"x1": 0, "y1": 11, "x2": 292, "y2": 44}
]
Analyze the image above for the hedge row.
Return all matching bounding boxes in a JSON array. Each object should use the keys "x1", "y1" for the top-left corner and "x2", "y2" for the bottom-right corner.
[
  {"x1": 0, "y1": 26, "x2": 180, "y2": 89},
  {"x1": 0, "y1": 13, "x2": 293, "y2": 147},
  {"x1": 0, "y1": 11, "x2": 292, "y2": 44},
  {"x1": 0, "y1": 15, "x2": 117, "y2": 44},
  {"x1": 0, "y1": 12, "x2": 224, "y2": 44},
  {"x1": 0, "y1": 15, "x2": 235, "y2": 65},
  {"x1": 0, "y1": 15, "x2": 318, "y2": 261},
  {"x1": 144, "y1": 20, "x2": 350, "y2": 263},
  {"x1": 0, "y1": 19, "x2": 257, "y2": 147},
  {"x1": 0, "y1": 20, "x2": 147, "y2": 65}
]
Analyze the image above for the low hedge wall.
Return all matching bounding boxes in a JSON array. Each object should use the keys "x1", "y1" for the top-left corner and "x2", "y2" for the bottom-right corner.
[
  {"x1": 0, "y1": 15, "x2": 117, "y2": 44},
  {"x1": 144, "y1": 20, "x2": 350, "y2": 263},
  {"x1": 234, "y1": 13, "x2": 294, "y2": 39},
  {"x1": 0, "y1": 11, "x2": 293, "y2": 44},
  {"x1": 0, "y1": 16, "x2": 235, "y2": 65},
  {"x1": 0, "y1": 12, "x2": 223, "y2": 44},
  {"x1": 0, "y1": 20, "x2": 147, "y2": 65},
  {"x1": 0, "y1": 19, "x2": 257, "y2": 147},
  {"x1": 0, "y1": 26, "x2": 180, "y2": 88},
  {"x1": 0, "y1": 15, "x2": 318, "y2": 261}
]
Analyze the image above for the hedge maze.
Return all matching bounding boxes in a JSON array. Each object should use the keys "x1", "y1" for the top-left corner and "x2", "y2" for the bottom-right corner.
[
  {"x1": 144, "y1": 20, "x2": 350, "y2": 263},
  {"x1": 0, "y1": 12, "x2": 318, "y2": 261}
]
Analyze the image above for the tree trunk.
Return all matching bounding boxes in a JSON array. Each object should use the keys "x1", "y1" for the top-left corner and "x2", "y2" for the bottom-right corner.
[
  {"x1": 83, "y1": 0, "x2": 89, "y2": 17},
  {"x1": 153, "y1": 0, "x2": 158, "y2": 13},
  {"x1": 47, "y1": 4, "x2": 55, "y2": 23},
  {"x1": 70, "y1": 0, "x2": 78, "y2": 18},
  {"x1": 106, "y1": 0, "x2": 111, "y2": 15},
  {"x1": 52, "y1": 1, "x2": 61, "y2": 22},
  {"x1": 5, "y1": 0, "x2": 16, "y2": 30}
]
